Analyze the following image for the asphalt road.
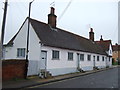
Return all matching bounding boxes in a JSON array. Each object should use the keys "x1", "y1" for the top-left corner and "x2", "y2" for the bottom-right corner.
[{"x1": 30, "y1": 67, "x2": 119, "y2": 88}]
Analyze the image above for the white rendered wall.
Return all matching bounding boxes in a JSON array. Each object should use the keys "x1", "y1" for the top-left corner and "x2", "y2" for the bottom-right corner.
[
  {"x1": 41, "y1": 46, "x2": 107, "y2": 76},
  {"x1": 108, "y1": 44, "x2": 113, "y2": 56},
  {"x1": 106, "y1": 45, "x2": 113, "y2": 57},
  {"x1": 108, "y1": 44, "x2": 112, "y2": 67},
  {"x1": 4, "y1": 19, "x2": 41, "y2": 76},
  {"x1": 4, "y1": 19, "x2": 111, "y2": 76},
  {"x1": 27, "y1": 22, "x2": 41, "y2": 76},
  {"x1": 95, "y1": 55, "x2": 106, "y2": 68},
  {"x1": 80, "y1": 53, "x2": 106, "y2": 69},
  {"x1": 4, "y1": 20, "x2": 28, "y2": 59}
]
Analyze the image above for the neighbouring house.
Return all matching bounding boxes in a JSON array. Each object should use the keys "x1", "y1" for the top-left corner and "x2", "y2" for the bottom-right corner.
[
  {"x1": 112, "y1": 43, "x2": 120, "y2": 64},
  {"x1": 3, "y1": 7, "x2": 112, "y2": 77},
  {"x1": 95, "y1": 35, "x2": 113, "y2": 67}
]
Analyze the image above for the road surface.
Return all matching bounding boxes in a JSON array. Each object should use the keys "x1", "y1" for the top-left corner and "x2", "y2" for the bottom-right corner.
[{"x1": 29, "y1": 67, "x2": 119, "y2": 88}]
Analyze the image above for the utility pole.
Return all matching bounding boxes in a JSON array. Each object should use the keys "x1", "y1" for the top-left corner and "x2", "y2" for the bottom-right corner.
[
  {"x1": 25, "y1": 0, "x2": 34, "y2": 79},
  {"x1": 0, "y1": 0, "x2": 8, "y2": 60},
  {"x1": 0, "y1": 0, "x2": 8, "y2": 89}
]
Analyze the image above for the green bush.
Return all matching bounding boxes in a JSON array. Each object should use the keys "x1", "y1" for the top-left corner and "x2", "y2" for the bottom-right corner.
[{"x1": 112, "y1": 62, "x2": 118, "y2": 65}]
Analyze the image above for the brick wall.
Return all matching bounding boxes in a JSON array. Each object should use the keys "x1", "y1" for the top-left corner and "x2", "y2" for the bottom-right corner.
[{"x1": 2, "y1": 59, "x2": 26, "y2": 81}]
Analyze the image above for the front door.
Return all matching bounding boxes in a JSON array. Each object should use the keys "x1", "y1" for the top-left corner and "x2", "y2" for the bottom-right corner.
[
  {"x1": 106, "y1": 57, "x2": 108, "y2": 67},
  {"x1": 77, "y1": 53, "x2": 80, "y2": 70},
  {"x1": 40, "y1": 51, "x2": 47, "y2": 70},
  {"x1": 93, "y1": 56, "x2": 95, "y2": 67}
]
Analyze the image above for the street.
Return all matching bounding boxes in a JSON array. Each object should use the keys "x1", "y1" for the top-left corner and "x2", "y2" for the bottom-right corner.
[{"x1": 29, "y1": 67, "x2": 119, "y2": 88}]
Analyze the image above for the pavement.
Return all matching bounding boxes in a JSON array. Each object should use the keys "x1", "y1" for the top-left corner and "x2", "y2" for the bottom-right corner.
[{"x1": 2, "y1": 65, "x2": 118, "y2": 89}]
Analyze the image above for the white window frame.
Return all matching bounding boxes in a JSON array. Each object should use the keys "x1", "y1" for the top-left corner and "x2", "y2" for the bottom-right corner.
[
  {"x1": 68, "y1": 52, "x2": 73, "y2": 61},
  {"x1": 97, "y1": 56, "x2": 99, "y2": 61},
  {"x1": 102, "y1": 56, "x2": 104, "y2": 61},
  {"x1": 80, "y1": 54, "x2": 84, "y2": 61},
  {"x1": 87, "y1": 55, "x2": 91, "y2": 61},
  {"x1": 52, "y1": 50, "x2": 59, "y2": 60},
  {"x1": 17, "y1": 48, "x2": 25, "y2": 58}
]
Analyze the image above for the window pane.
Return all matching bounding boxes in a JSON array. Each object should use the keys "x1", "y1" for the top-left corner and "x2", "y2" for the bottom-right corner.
[
  {"x1": 80, "y1": 54, "x2": 84, "y2": 61},
  {"x1": 20, "y1": 49, "x2": 22, "y2": 57},
  {"x1": 17, "y1": 48, "x2": 25, "y2": 57},
  {"x1": 68, "y1": 52, "x2": 73, "y2": 60},
  {"x1": 52, "y1": 50, "x2": 59, "y2": 59},
  {"x1": 102, "y1": 57, "x2": 104, "y2": 61},
  {"x1": 22, "y1": 49, "x2": 25, "y2": 57},
  {"x1": 56, "y1": 51, "x2": 59, "y2": 59},
  {"x1": 109, "y1": 57, "x2": 110, "y2": 61},
  {"x1": 97, "y1": 56, "x2": 99, "y2": 61},
  {"x1": 87, "y1": 55, "x2": 91, "y2": 61}
]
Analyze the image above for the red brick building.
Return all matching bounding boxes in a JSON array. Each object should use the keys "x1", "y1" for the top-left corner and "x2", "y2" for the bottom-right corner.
[{"x1": 112, "y1": 43, "x2": 120, "y2": 64}]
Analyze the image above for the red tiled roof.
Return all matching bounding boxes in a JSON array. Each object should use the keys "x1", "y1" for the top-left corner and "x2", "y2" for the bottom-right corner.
[
  {"x1": 112, "y1": 45, "x2": 120, "y2": 51},
  {"x1": 95, "y1": 40, "x2": 112, "y2": 51}
]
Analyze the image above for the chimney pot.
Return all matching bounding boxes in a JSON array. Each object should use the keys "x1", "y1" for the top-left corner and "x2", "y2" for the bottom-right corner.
[
  {"x1": 50, "y1": 7, "x2": 55, "y2": 14},
  {"x1": 90, "y1": 28, "x2": 93, "y2": 32},
  {"x1": 115, "y1": 43, "x2": 118, "y2": 45},
  {"x1": 48, "y1": 7, "x2": 57, "y2": 28},
  {"x1": 89, "y1": 28, "x2": 94, "y2": 41},
  {"x1": 100, "y1": 35, "x2": 103, "y2": 41}
]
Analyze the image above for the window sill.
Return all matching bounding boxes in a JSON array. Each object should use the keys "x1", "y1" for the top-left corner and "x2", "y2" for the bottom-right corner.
[
  {"x1": 80, "y1": 60, "x2": 84, "y2": 61},
  {"x1": 17, "y1": 57, "x2": 25, "y2": 58},
  {"x1": 52, "y1": 58, "x2": 60, "y2": 60},
  {"x1": 68, "y1": 59, "x2": 73, "y2": 61}
]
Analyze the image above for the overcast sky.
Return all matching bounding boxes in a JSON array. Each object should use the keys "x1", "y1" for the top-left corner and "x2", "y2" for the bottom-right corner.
[{"x1": 0, "y1": 0, "x2": 119, "y2": 45}]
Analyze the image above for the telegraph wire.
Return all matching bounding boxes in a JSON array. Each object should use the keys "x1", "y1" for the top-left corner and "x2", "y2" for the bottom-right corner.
[
  {"x1": 50, "y1": 1, "x2": 55, "y2": 7},
  {"x1": 58, "y1": 0, "x2": 72, "y2": 21}
]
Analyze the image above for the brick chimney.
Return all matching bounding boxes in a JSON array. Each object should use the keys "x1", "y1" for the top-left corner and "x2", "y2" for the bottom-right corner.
[
  {"x1": 48, "y1": 7, "x2": 57, "y2": 28},
  {"x1": 100, "y1": 35, "x2": 103, "y2": 41},
  {"x1": 89, "y1": 28, "x2": 94, "y2": 41}
]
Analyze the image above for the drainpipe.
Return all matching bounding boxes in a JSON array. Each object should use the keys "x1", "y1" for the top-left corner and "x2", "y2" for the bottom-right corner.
[
  {"x1": 25, "y1": 0, "x2": 34, "y2": 79},
  {"x1": 1, "y1": 0, "x2": 8, "y2": 60}
]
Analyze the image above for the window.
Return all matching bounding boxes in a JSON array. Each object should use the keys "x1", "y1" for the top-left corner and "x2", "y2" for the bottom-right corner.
[
  {"x1": 80, "y1": 54, "x2": 84, "y2": 61},
  {"x1": 97, "y1": 56, "x2": 99, "y2": 61},
  {"x1": 17, "y1": 48, "x2": 25, "y2": 57},
  {"x1": 102, "y1": 56, "x2": 104, "y2": 61},
  {"x1": 68, "y1": 52, "x2": 73, "y2": 61},
  {"x1": 87, "y1": 55, "x2": 91, "y2": 61},
  {"x1": 109, "y1": 57, "x2": 110, "y2": 61},
  {"x1": 110, "y1": 50, "x2": 112, "y2": 54},
  {"x1": 106, "y1": 57, "x2": 107, "y2": 60},
  {"x1": 52, "y1": 50, "x2": 59, "y2": 59}
]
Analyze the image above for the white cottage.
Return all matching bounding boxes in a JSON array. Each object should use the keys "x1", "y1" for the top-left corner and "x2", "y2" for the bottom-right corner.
[
  {"x1": 95, "y1": 36, "x2": 113, "y2": 67},
  {"x1": 3, "y1": 7, "x2": 112, "y2": 77}
]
